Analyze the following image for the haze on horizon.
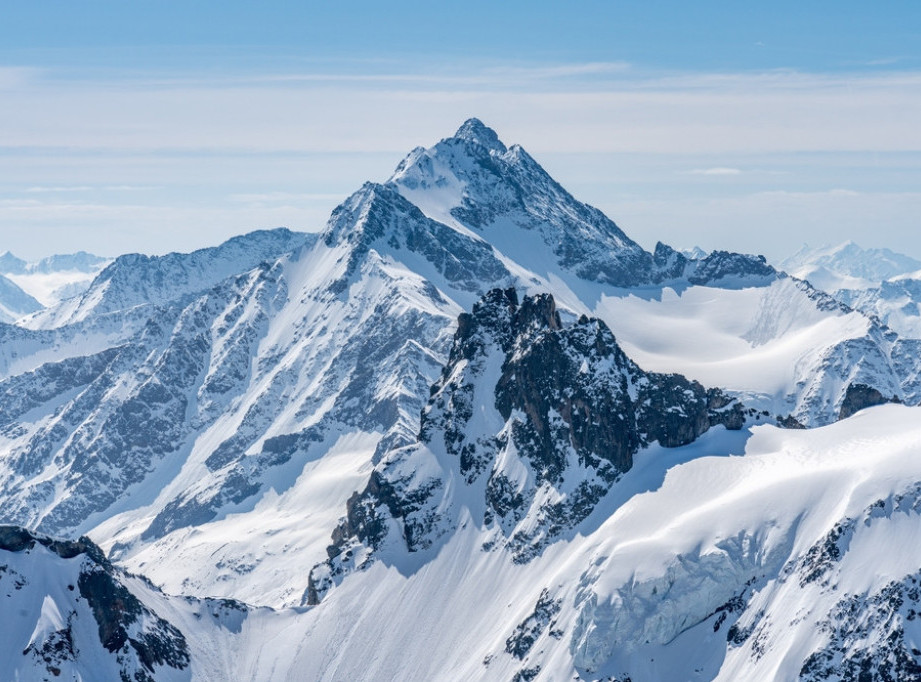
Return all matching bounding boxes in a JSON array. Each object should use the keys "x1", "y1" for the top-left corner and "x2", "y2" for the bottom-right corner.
[{"x1": 1, "y1": 1, "x2": 920, "y2": 262}]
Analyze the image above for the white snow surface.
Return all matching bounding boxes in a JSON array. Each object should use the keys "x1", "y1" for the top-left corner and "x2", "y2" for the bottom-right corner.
[{"x1": 594, "y1": 278, "x2": 872, "y2": 417}]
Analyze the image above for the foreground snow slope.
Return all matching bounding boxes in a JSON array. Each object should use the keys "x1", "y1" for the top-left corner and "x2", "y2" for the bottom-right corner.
[
  {"x1": 111, "y1": 403, "x2": 920, "y2": 681},
  {"x1": 285, "y1": 405, "x2": 921, "y2": 681},
  {"x1": 17, "y1": 405, "x2": 915, "y2": 681}
]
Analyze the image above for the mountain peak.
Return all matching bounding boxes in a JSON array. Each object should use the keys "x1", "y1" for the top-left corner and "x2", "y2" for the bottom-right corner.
[{"x1": 452, "y1": 118, "x2": 507, "y2": 153}]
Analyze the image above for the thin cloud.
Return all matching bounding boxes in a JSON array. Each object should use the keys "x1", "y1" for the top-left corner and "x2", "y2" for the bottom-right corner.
[
  {"x1": 0, "y1": 66, "x2": 39, "y2": 89},
  {"x1": 686, "y1": 167, "x2": 743, "y2": 176},
  {"x1": 3, "y1": 64, "x2": 921, "y2": 156},
  {"x1": 230, "y1": 192, "x2": 346, "y2": 203},
  {"x1": 24, "y1": 185, "x2": 156, "y2": 193},
  {"x1": 127, "y1": 61, "x2": 631, "y2": 90},
  {"x1": 866, "y1": 57, "x2": 904, "y2": 66},
  {"x1": 26, "y1": 185, "x2": 94, "y2": 193}
]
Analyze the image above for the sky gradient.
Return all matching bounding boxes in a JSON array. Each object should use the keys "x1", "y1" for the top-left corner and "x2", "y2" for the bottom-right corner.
[{"x1": 2, "y1": 2, "x2": 920, "y2": 261}]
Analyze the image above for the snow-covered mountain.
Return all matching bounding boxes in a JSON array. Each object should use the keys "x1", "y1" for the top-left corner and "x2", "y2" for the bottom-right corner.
[
  {"x1": 0, "y1": 250, "x2": 110, "y2": 309},
  {"x1": 779, "y1": 241, "x2": 921, "y2": 338},
  {"x1": 0, "y1": 525, "x2": 193, "y2": 681},
  {"x1": 0, "y1": 274, "x2": 43, "y2": 323},
  {"x1": 21, "y1": 229, "x2": 311, "y2": 329},
  {"x1": 307, "y1": 287, "x2": 749, "y2": 603},
  {"x1": 781, "y1": 241, "x2": 921, "y2": 290},
  {"x1": 2, "y1": 119, "x2": 921, "y2": 680}
]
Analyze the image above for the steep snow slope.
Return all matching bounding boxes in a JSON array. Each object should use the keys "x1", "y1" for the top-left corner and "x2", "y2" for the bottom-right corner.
[
  {"x1": 0, "y1": 526, "x2": 193, "y2": 681},
  {"x1": 592, "y1": 276, "x2": 920, "y2": 425},
  {"x1": 7, "y1": 407, "x2": 921, "y2": 681},
  {"x1": 780, "y1": 241, "x2": 921, "y2": 338},
  {"x1": 139, "y1": 404, "x2": 921, "y2": 682}
]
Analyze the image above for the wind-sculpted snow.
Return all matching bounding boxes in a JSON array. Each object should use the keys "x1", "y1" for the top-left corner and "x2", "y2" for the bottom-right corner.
[{"x1": 594, "y1": 274, "x2": 921, "y2": 426}]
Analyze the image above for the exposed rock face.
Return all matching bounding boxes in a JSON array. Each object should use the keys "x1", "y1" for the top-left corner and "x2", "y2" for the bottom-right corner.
[
  {"x1": 323, "y1": 181, "x2": 511, "y2": 292},
  {"x1": 838, "y1": 382, "x2": 899, "y2": 420},
  {"x1": 78, "y1": 569, "x2": 189, "y2": 679},
  {"x1": 0, "y1": 525, "x2": 107, "y2": 563},
  {"x1": 0, "y1": 525, "x2": 190, "y2": 681},
  {"x1": 687, "y1": 250, "x2": 776, "y2": 285},
  {"x1": 306, "y1": 289, "x2": 745, "y2": 603},
  {"x1": 651, "y1": 242, "x2": 778, "y2": 286}
]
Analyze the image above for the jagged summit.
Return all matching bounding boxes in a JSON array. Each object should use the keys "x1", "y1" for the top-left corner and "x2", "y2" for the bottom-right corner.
[
  {"x1": 452, "y1": 117, "x2": 508, "y2": 153},
  {"x1": 382, "y1": 119, "x2": 779, "y2": 290},
  {"x1": 307, "y1": 287, "x2": 745, "y2": 601},
  {"x1": 384, "y1": 118, "x2": 657, "y2": 287}
]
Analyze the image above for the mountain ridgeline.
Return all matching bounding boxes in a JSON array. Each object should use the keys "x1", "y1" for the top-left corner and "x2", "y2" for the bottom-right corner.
[
  {"x1": 0, "y1": 119, "x2": 919, "y2": 680},
  {"x1": 307, "y1": 287, "x2": 746, "y2": 603}
]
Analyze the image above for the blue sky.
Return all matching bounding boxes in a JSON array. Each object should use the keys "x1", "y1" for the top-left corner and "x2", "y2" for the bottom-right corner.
[{"x1": 2, "y1": 2, "x2": 920, "y2": 260}]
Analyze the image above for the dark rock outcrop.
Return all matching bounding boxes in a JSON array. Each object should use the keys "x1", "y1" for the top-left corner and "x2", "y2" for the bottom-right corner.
[
  {"x1": 838, "y1": 382, "x2": 899, "y2": 420},
  {"x1": 308, "y1": 289, "x2": 747, "y2": 602},
  {"x1": 0, "y1": 525, "x2": 190, "y2": 680},
  {"x1": 0, "y1": 525, "x2": 107, "y2": 564}
]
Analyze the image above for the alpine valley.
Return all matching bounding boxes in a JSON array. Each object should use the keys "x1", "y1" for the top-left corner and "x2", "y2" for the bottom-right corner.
[{"x1": 2, "y1": 120, "x2": 921, "y2": 681}]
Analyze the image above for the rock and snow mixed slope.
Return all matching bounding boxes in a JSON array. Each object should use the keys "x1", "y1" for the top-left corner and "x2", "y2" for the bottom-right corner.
[
  {"x1": 0, "y1": 526, "x2": 192, "y2": 681},
  {"x1": 307, "y1": 287, "x2": 748, "y2": 603},
  {"x1": 21, "y1": 229, "x2": 310, "y2": 330},
  {"x1": 1, "y1": 119, "x2": 921, "y2": 679},
  {"x1": 245, "y1": 404, "x2": 921, "y2": 682}
]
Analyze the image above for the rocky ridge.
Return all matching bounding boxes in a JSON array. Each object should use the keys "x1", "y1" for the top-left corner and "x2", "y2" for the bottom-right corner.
[
  {"x1": 0, "y1": 525, "x2": 191, "y2": 681},
  {"x1": 307, "y1": 288, "x2": 746, "y2": 603}
]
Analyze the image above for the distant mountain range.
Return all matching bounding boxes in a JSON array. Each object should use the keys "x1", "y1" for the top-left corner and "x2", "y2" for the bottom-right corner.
[
  {"x1": 779, "y1": 241, "x2": 921, "y2": 338},
  {"x1": 0, "y1": 250, "x2": 110, "y2": 321}
]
